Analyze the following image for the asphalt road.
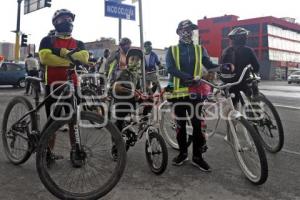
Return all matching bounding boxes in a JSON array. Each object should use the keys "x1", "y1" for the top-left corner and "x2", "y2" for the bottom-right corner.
[{"x1": 0, "y1": 81, "x2": 299, "y2": 200}]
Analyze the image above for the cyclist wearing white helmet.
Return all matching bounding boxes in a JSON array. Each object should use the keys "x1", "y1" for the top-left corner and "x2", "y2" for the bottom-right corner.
[
  {"x1": 220, "y1": 27, "x2": 260, "y2": 105},
  {"x1": 38, "y1": 9, "x2": 89, "y2": 166}
]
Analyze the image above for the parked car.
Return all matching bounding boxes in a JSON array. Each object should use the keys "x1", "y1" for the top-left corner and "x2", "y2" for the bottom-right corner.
[
  {"x1": 0, "y1": 62, "x2": 27, "y2": 88},
  {"x1": 288, "y1": 71, "x2": 300, "y2": 84}
]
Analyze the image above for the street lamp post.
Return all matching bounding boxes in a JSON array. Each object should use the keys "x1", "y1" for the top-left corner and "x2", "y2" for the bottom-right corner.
[{"x1": 138, "y1": 0, "x2": 146, "y2": 93}]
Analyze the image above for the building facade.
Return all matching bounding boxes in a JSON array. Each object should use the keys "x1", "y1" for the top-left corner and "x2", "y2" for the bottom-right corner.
[
  {"x1": 0, "y1": 42, "x2": 35, "y2": 61},
  {"x1": 198, "y1": 15, "x2": 300, "y2": 80}
]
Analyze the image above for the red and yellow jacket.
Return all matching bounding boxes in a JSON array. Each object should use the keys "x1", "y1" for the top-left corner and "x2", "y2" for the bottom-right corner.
[{"x1": 38, "y1": 36, "x2": 89, "y2": 85}]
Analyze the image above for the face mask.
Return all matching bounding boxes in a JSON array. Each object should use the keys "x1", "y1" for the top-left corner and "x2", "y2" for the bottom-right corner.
[
  {"x1": 179, "y1": 29, "x2": 193, "y2": 44},
  {"x1": 127, "y1": 61, "x2": 141, "y2": 73},
  {"x1": 144, "y1": 46, "x2": 152, "y2": 54},
  {"x1": 55, "y1": 21, "x2": 73, "y2": 34},
  {"x1": 104, "y1": 53, "x2": 109, "y2": 58}
]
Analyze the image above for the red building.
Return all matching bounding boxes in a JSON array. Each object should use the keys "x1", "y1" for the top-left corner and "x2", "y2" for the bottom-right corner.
[{"x1": 198, "y1": 15, "x2": 300, "y2": 80}]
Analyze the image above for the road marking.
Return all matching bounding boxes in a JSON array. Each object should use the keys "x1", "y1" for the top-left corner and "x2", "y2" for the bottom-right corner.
[
  {"x1": 214, "y1": 132, "x2": 300, "y2": 157},
  {"x1": 274, "y1": 104, "x2": 300, "y2": 110},
  {"x1": 282, "y1": 149, "x2": 300, "y2": 156}
]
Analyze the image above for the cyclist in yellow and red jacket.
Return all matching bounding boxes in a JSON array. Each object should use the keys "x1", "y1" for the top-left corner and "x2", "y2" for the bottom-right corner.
[{"x1": 38, "y1": 9, "x2": 89, "y2": 162}]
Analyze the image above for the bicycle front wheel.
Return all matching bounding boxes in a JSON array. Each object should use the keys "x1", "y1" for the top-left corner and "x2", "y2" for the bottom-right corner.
[
  {"x1": 2, "y1": 96, "x2": 36, "y2": 165},
  {"x1": 250, "y1": 94, "x2": 284, "y2": 153},
  {"x1": 36, "y1": 111, "x2": 126, "y2": 200},
  {"x1": 145, "y1": 128, "x2": 168, "y2": 175},
  {"x1": 228, "y1": 117, "x2": 268, "y2": 185}
]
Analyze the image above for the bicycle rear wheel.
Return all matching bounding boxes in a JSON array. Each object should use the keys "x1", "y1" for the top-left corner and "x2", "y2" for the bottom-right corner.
[
  {"x1": 2, "y1": 96, "x2": 36, "y2": 165},
  {"x1": 159, "y1": 103, "x2": 192, "y2": 150},
  {"x1": 228, "y1": 117, "x2": 268, "y2": 185},
  {"x1": 145, "y1": 128, "x2": 168, "y2": 175},
  {"x1": 36, "y1": 111, "x2": 126, "y2": 200},
  {"x1": 250, "y1": 94, "x2": 284, "y2": 153}
]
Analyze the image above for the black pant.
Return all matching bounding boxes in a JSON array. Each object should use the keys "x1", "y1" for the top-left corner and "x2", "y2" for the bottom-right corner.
[
  {"x1": 44, "y1": 85, "x2": 72, "y2": 119},
  {"x1": 229, "y1": 81, "x2": 252, "y2": 106},
  {"x1": 169, "y1": 97, "x2": 205, "y2": 157},
  {"x1": 25, "y1": 70, "x2": 39, "y2": 94}
]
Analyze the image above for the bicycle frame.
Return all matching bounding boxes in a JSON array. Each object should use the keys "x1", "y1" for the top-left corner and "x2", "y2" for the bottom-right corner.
[{"x1": 12, "y1": 74, "x2": 83, "y2": 152}]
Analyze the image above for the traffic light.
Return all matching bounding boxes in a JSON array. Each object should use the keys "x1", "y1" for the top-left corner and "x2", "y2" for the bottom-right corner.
[
  {"x1": 21, "y1": 34, "x2": 28, "y2": 47},
  {"x1": 45, "y1": 0, "x2": 51, "y2": 7}
]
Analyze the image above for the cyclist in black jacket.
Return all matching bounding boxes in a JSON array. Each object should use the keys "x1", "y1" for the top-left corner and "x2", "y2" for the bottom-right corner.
[{"x1": 220, "y1": 27, "x2": 260, "y2": 105}]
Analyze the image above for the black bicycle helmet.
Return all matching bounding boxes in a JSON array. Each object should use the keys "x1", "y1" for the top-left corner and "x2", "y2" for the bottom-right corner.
[
  {"x1": 126, "y1": 48, "x2": 143, "y2": 64},
  {"x1": 144, "y1": 41, "x2": 152, "y2": 47},
  {"x1": 119, "y1": 37, "x2": 132, "y2": 47},
  {"x1": 52, "y1": 9, "x2": 75, "y2": 26}
]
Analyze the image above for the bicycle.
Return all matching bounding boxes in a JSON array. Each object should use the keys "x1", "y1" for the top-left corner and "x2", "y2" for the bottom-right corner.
[
  {"x1": 1, "y1": 49, "x2": 127, "y2": 200},
  {"x1": 238, "y1": 72, "x2": 284, "y2": 153},
  {"x1": 160, "y1": 65, "x2": 268, "y2": 185},
  {"x1": 103, "y1": 87, "x2": 168, "y2": 175}
]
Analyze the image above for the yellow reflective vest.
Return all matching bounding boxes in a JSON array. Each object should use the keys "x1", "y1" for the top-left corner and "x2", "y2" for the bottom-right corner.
[{"x1": 169, "y1": 44, "x2": 203, "y2": 99}]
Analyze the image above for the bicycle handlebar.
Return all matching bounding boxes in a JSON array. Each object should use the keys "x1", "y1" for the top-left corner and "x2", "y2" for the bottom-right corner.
[{"x1": 189, "y1": 65, "x2": 253, "y2": 90}]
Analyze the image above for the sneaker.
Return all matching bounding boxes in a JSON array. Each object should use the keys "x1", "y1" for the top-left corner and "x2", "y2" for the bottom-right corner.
[
  {"x1": 59, "y1": 125, "x2": 69, "y2": 132},
  {"x1": 191, "y1": 157, "x2": 212, "y2": 172},
  {"x1": 172, "y1": 153, "x2": 188, "y2": 166}
]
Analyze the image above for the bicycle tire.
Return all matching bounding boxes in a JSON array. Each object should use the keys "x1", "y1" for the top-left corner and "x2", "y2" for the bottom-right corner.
[
  {"x1": 251, "y1": 94, "x2": 284, "y2": 153},
  {"x1": 159, "y1": 103, "x2": 192, "y2": 150},
  {"x1": 228, "y1": 117, "x2": 268, "y2": 185},
  {"x1": 36, "y1": 111, "x2": 127, "y2": 200},
  {"x1": 145, "y1": 128, "x2": 168, "y2": 175},
  {"x1": 2, "y1": 96, "x2": 36, "y2": 165}
]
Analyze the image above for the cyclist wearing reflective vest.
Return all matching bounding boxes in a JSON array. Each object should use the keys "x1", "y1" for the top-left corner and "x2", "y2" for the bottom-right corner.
[
  {"x1": 38, "y1": 9, "x2": 89, "y2": 164},
  {"x1": 105, "y1": 37, "x2": 132, "y2": 82},
  {"x1": 166, "y1": 20, "x2": 219, "y2": 171}
]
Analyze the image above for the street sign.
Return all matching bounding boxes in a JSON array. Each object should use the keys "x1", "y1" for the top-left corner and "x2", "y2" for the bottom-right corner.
[
  {"x1": 24, "y1": 0, "x2": 51, "y2": 15},
  {"x1": 105, "y1": 1, "x2": 135, "y2": 21}
]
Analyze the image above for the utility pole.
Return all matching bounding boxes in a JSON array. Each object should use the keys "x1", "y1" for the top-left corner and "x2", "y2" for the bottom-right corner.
[
  {"x1": 138, "y1": 0, "x2": 146, "y2": 93},
  {"x1": 15, "y1": 0, "x2": 23, "y2": 62},
  {"x1": 118, "y1": 18, "x2": 122, "y2": 41}
]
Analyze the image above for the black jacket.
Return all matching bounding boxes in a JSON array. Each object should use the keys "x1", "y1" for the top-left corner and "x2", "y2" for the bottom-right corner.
[{"x1": 221, "y1": 45, "x2": 260, "y2": 79}]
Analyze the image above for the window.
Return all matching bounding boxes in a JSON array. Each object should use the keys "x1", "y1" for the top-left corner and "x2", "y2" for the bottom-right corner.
[
  {"x1": 0, "y1": 63, "x2": 7, "y2": 71},
  {"x1": 222, "y1": 27, "x2": 231, "y2": 38},
  {"x1": 7, "y1": 64, "x2": 22, "y2": 72},
  {"x1": 240, "y1": 24, "x2": 260, "y2": 35},
  {"x1": 262, "y1": 36, "x2": 268, "y2": 47},
  {"x1": 292, "y1": 71, "x2": 300, "y2": 75},
  {"x1": 221, "y1": 39, "x2": 230, "y2": 49},
  {"x1": 246, "y1": 37, "x2": 259, "y2": 48},
  {"x1": 263, "y1": 23, "x2": 268, "y2": 34},
  {"x1": 262, "y1": 50, "x2": 269, "y2": 60}
]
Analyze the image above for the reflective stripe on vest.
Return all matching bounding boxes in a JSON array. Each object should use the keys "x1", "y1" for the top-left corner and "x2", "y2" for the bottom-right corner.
[
  {"x1": 169, "y1": 44, "x2": 202, "y2": 99},
  {"x1": 108, "y1": 60, "x2": 117, "y2": 76}
]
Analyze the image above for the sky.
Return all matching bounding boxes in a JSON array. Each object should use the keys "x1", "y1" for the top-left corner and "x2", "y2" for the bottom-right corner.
[{"x1": 0, "y1": 0, "x2": 299, "y2": 49}]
